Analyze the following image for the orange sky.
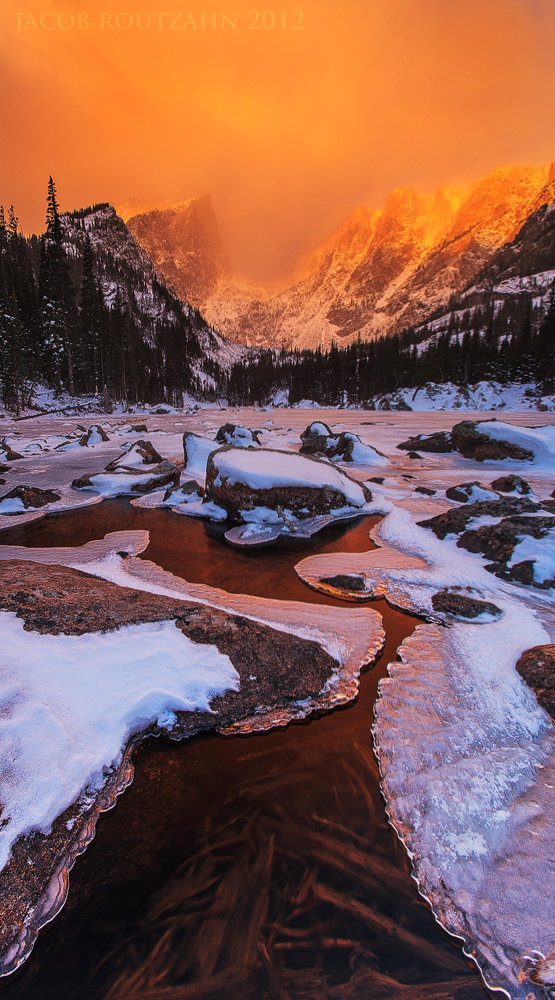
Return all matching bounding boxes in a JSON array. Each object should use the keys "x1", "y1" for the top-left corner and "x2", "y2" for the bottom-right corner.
[{"x1": 1, "y1": 0, "x2": 555, "y2": 278}]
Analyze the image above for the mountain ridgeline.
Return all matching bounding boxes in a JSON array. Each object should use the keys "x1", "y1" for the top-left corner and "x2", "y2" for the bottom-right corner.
[
  {"x1": 2, "y1": 164, "x2": 555, "y2": 412},
  {"x1": 0, "y1": 181, "x2": 234, "y2": 412}
]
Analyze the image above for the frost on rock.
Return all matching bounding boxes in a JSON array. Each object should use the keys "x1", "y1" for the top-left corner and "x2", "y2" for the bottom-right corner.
[
  {"x1": 295, "y1": 494, "x2": 555, "y2": 998},
  {"x1": 300, "y1": 421, "x2": 388, "y2": 466}
]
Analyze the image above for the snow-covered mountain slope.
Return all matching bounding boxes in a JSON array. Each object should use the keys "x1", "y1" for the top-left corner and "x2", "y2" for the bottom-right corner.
[
  {"x1": 120, "y1": 164, "x2": 555, "y2": 351},
  {"x1": 61, "y1": 204, "x2": 250, "y2": 377}
]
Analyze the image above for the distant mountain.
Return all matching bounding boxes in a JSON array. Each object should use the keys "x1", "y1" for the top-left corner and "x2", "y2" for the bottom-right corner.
[
  {"x1": 62, "y1": 203, "x2": 248, "y2": 392},
  {"x1": 121, "y1": 165, "x2": 555, "y2": 350}
]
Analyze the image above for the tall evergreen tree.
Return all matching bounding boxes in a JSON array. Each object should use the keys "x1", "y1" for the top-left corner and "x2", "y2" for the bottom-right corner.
[{"x1": 39, "y1": 177, "x2": 77, "y2": 394}]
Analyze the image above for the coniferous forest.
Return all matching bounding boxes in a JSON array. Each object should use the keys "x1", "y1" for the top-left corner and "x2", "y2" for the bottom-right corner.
[{"x1": 2, "y1": 179, "x2": 555, "y2": 412}]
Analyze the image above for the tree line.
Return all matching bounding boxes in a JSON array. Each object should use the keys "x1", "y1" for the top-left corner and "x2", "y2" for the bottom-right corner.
[
  {"x1": 0, "y1": 178, "x2": 208, "y2": 412},
  {"x1": 224, "y1": 288, "x2": 555, "y2": 406}
]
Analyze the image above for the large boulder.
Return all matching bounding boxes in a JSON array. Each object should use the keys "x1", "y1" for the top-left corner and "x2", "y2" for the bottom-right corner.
[
  {"x1": 204, "y1": 446, "x2": 372, "y2": 521},
  {"x1": 300, "y1": 421, "x2": 334, "y2": 454},
  {"x1": 490, "y1": 474, "x2": 532, "y2": 495},
  {"x1": 451, "y1": 420, "x2": 534, "y2": 462}
]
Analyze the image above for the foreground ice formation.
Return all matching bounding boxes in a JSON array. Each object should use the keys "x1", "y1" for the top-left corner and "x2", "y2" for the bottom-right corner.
[
  {"x1": 0, "y1": 531, "x2": 384, "y2": 977},
  {"x1": 296, "y1": 499, "x2": 555, "y2": 999}
]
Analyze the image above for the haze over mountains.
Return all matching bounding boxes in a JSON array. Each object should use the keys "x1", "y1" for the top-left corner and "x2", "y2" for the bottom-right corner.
[{"x1": 116, "y1": 163, "x2": 555, "y2": 351}]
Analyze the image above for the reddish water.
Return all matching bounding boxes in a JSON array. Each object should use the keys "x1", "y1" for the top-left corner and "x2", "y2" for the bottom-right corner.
[{"x1": 0, "y1": 502, "x2": 487, "y2": 1000}]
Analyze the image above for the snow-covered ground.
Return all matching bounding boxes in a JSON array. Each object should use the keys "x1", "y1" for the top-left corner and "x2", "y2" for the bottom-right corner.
[{"x1": 2, "y1": 406, "x2": 555, "y2": 996}]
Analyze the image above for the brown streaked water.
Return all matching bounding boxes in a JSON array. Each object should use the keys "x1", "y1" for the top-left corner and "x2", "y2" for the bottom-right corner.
[{"x1": 0, "y1": 501, "x2": 487, "y2": 1000}]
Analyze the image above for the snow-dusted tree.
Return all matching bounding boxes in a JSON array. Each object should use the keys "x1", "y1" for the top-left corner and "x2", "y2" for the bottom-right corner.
[{"x1": 38, "y1": 177, "x2": 77, "y2": 394}]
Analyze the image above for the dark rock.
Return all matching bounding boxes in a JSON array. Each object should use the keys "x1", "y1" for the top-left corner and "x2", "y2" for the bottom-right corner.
[
  {"x1": 414, "y1": 486, "x2": 436, "y2": 496},
  {"x1": 408, "y1": 451, "x2": 422, "y2": 460},
  {"x1": 205, "y1": 446, "x2": 372, "y2": 521},
  {"x1": 397, "y1": 431, "x2": 453, "y2": 453},
  {"x1": 163, "y1": 480, "x2": 203, "y2": 501},
  {"x1": 445, "y1": 481, "x2": 498, "y2": 503},
  {"x1": 451, "y1": 420, "x2": 533, "y2": 462},
  {"x1": 131, "y1": 423, "x2": 148, "y2": 432},
  {"x1": 129, "y1": 461, "x2": 180, "y2": 493},
  {"x1": 78, "y1": 424, "x2": 109, "y2": 446},
  {"x1": 368, "y1": 476, "x2": 384, "y2": 484},
  {"x1": 0, "y1": 485, "x2": 61, "y2": 511},
  {"x1": 418, "y1": 497, "x2": 539, "y2": 539},
  {"x1": 458, "y1": 515, "x2": 555, "y2": 587},
  {"x1": 300, "y1": 423, "x2": 386, "y2": 463},
  {"x1": 515, "y1": 644, "x2": 555, "y2": 718},
  {"x1": 0, "y1": 440, "x2": 23, "y2": 461},
  {"x1": 431, "y1": 590, "x2": 502, "y2": 619},
  {"x1": 491, "y1": 474, "x2": 532, "y2": 495},
  {"x1": 541, "y1": 498, "x2": 555, "y2": 512},
  {"x1": 320, "y1": 574, "x2": 367, "y2": 592},
  {"x1": 300, "y1": 421, "x2": 333, "y2": 454},
  {"x1": 0, "y1": 463, "x2": 12, "y2": 473},
  {"x1": 215, "y1": 423, "x2": 261, "y2": 447},
  {"x1": 71, "y1": 474, "x2": 94, "y2": 490},
  {"x1": 104, "y1": 439, "x2": 162, "y2": 471},
  {"x1": 0, "y1": 479, "x2": 5, "y2": 485}
]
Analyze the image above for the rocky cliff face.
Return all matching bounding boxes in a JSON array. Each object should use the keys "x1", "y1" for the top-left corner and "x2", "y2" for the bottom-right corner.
[{"x1": 120, "y1": 164, "x2": 555, "y2": 350}]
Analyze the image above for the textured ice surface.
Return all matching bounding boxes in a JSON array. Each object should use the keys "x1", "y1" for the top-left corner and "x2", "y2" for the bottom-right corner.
[{"x1": 296, "y1": 493, "x2": 555, "y2": 999}]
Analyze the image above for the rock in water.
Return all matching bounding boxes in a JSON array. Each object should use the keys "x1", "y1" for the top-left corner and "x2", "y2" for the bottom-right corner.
[
  {"x1": 204, "y1": 446, "x2": 372, "y2": 520},
  {"x1": 515, "y1": 644, "x2": 555, "y2": 718}
]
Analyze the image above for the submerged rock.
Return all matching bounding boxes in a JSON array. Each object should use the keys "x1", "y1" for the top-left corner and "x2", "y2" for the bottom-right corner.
[
  {"x1": 515, "y1": 645, "x2": 555, "y2": 719},
  {"x1": 397, "y1": 431, "x2": 453, "y2": 453},
  {"x1": 431, "y1": 590, "x2": 502, "y2": 620},
  {"x1": 72, "y1": 461, "x2": 179, "y2": 495},
  {"x1": 451, "y1": 420, "x2": 534, "y2": 462}
]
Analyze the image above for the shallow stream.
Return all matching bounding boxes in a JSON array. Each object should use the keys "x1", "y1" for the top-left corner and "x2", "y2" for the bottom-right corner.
[{"x1": 0, "y1": 502, "x2": 487, "y2": 999}]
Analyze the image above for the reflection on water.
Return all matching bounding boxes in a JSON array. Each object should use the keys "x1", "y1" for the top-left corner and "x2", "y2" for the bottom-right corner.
[{"x1": 0, "y1": 501, "x2": 486, "y2": 999}]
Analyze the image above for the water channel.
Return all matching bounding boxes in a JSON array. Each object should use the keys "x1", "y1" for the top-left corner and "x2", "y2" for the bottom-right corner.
[{"x1": 0, "y1": 501, "x2": 487, "y2": 999}]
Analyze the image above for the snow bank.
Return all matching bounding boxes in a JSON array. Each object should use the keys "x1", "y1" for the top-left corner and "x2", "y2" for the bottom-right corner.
[
  {"x1": 0, "y1": 612, "x2": 239, "y2": 872},
  {"x1": 475, "y1": 421, "x2": 555, "y2": 469}
]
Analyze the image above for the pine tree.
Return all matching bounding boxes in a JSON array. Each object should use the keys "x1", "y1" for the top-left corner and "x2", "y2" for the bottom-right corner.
[{"x1": 39, "y1": 177, "x2": 77, "y2": 394}]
